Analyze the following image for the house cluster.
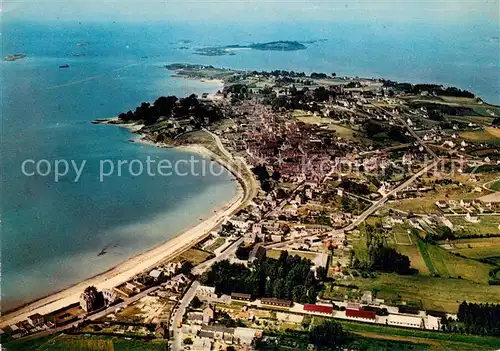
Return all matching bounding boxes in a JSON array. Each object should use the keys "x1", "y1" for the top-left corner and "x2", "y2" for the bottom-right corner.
[
  {"x1": 219, "y1": 101, "x2": 363, "y2": 183},
  {"x1": 435, "y1": 198, "x2": 500, "y2": 222},
  {"x1": 182, "y1": 304, "x2": 263, "y2": 350},
  {"x1": 0, "y1": 313, "x2": 54, "y2": 340}
]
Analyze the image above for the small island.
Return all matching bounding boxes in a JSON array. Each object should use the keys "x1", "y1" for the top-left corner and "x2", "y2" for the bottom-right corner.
[
  {"x1": 4, "y1": 54, "x2": 27, "y2": 62},
  {"x1": 249, "y1": 40, "x2": 306, "y2": 51},
  {"x1": 194, "y1": 40, "x2": 308, "y2": 56}
]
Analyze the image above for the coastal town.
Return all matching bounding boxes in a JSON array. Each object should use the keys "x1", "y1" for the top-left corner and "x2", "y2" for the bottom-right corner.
[{"x1": 2, "y1": 65, "x2": 500, "y2": 350}]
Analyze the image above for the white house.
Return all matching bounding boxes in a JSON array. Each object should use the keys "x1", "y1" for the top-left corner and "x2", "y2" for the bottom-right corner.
[{"x1": 387, "y1": 314, "x2": 424, "y2": 329}]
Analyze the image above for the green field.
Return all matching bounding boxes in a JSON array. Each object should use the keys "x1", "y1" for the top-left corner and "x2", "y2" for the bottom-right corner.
[
  {"x1": 425, "y1": 244, "x2": 492, "y2": 283},
  {"x1": 177, "y1": 247, "x2": 213, "y2": 265},
  {"x1": 292, "y1": 110, "x2": 361, "y2": 141},
  {"x1": 460, "y1": 127, "x2": 500, "y2": 144},
  {"x1": 442, "y1": 237, "x2": 500, "y2": 259},
  {"x1": 4, "y1": 334, "x2": 167, "y2": 351},
  {"x1": 205, "y1": 237, "x2": 226, "y2": 253},
  {"x1": 490, "y1": 181, "x2": 500, "y2": 191},
  {"x1": 346, "y1": 273, "x2": 500, "y2": 313},
  {"x1": 267, "y1": 249, "x2": 318, "y2": 261},
  {"x1": 395, "y1": 243, "x2": 430, "y2": 275},
  {"x1": 449, "y1": 216, "x2": 500, "y2": 236},
  {"x1": 447, "y1": 115, "x2": 495, "y2": 127},
  {"x1": 333, "y1": 319, "x2": 500, "y2": 351},
  {"x1": 417, "y1": 239, "x2": 439, "y2": 275}
]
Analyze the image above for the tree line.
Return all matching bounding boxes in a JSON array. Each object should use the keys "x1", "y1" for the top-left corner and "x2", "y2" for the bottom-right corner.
[
  {"x1": 199, "y1": 251, "x2": 326, "y2": 303},
  {"x1": 118, "y1": 94, "x2": 224, "y2": 126},
  {"x1": 381, "y1": 81, "x2": 475, "y2": 98},
  {"x1": 454, "y1": 301, "x2": 500, "y2": 336}
]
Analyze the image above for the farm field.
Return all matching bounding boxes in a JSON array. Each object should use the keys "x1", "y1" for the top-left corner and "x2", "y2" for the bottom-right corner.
[
  {"x1": 449, "y1": 215, "x2": 500, "y2": 236},
  {"x1": 292, "y1": 110, "x2": 361, "y2": 141},
  {"x1": 441, "y1": 237, "x2": 500, "y2": 259},
  {"x1": 5, "y1": 334, "x2": 167, "y2": 351},
  {"x1": 332, "y1": 318, "x2": 500, "y2": 351},
  {"x1": 424, "y1": 243, "x2": 492, "y2": 283},
  {"x1": 447, "y1": 115, "x2": 495, "y2": 127},
  {"x1": 387, "y1": 191, "x2": 481, "y2": 214},
  {"x1": 389, "y1": 224, "x2": 413, "y2": 245},
  {"x1": 346, "y1": 273, "x2": 500, "y2": 313},
  {"x1": 416, "y1": 239, "x2": 438, "y2": 275},
  {"x1": 460, "y1": 127, "x2": 500, "y2": 143},
  {"x1": 395, "y1": 243, "x2": 430, "y2": 275}
]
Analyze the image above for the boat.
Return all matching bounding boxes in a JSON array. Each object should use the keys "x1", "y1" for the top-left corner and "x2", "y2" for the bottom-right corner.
[
  {"x1": 97, "y1": 247, "x2": 107, "y2": 256},
  {"x1": 59, "y1": 64, "x2": 70, "y2": 68}
]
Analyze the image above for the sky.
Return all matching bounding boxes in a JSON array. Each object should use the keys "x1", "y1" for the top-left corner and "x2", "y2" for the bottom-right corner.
[{"x1": 2, "y1": 0, "x2": 499, "y2": 24}]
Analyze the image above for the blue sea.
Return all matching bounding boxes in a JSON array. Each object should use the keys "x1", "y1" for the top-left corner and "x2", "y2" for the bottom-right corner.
[{"x1": 1, "y1": 20, "x2": 499, "y2": 311}]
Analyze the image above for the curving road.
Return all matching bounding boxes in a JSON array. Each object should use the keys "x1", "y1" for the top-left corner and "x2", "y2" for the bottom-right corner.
[{"x1": 170, "y1": 281, "x2": 200, "y2": 351}]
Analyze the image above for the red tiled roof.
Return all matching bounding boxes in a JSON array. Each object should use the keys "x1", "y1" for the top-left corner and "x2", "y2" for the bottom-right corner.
[
  {"x1": 303, "y1": 304, "x2": 333, "y2": 314},
  {"x1": 346, "y1": 308, "x2": 376, "y2": 319}
]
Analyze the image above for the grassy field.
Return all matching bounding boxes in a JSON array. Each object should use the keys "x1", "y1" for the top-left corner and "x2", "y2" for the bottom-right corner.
[
  {"x1": 204, "y1": 237, "x2": 226, "y2": 253},
  {"x1": 347, "y1": 273, "x2": 500, "y2": 313},
  {"x1": 416, "y1": 239, "x2": 439, "y2": 275},
  {"x1": 292, "y1": 110, "x2": 361, "y2": 141},
  {"x1": 333, "y1": 319, "x2": 500, "y2": 351},
  {"x1": 425, "y1": 243, "x2": 492, "y2": 283},
  {"x1": 391, "y1": 224, "x2": 413, "y2": 245},
  {"x1": 460, "y1": 127, "x2": 500, "y2": 143},
  {"x1": 396, "y1": 243, "x2": 430, "y2": 275},
  {"x1": 177, "y1": 247, "x2": 213, "y2": 265},
  {"x1": 447, "y1": 115, "x2": 495, "y2": 127},
  {"x1": 449, "y1": 216, "x2": 500, "y2": 236},
  {"x1": 441, "y1": 237, "x2": 500, "y2": 259},
  {"x1": 490, "y1": 181, "x2": 500, "y2": 191},
  {"x1": 4, "y1": 334, "x2": 167, "y2": 351},
  {"x1": 267, "y1": 249, "x2": 318, "y2": 261}
]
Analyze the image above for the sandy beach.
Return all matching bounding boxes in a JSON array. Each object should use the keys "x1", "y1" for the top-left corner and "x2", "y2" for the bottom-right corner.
[
  {"x1": 0, "y1": 184, "x2": 243, "y2": 328},
  {"x1": 0, "y1": 133, "x2": 247, "y2": 328}
]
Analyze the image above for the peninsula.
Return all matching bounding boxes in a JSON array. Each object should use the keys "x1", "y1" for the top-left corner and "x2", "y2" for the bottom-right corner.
[{"x1": 4, "y1": 64, "x2": 500, "y2": 351}]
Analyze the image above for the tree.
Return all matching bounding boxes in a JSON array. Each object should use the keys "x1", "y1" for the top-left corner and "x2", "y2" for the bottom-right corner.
[
  {"x1": 292, "y1": 285, "x2": 307, "y2": 303},
  {"x1": 273, "y1": 278, "x2": 287, "y2": 299},
  {"x1": 316, "y1": 267, "x2": 328, "y2": 281},
  {"x1": 310, "y1": 320, "x2": 346, "y2": 349},
  {"x1": 183, "y1": 337, "x2": 193, "y2": 345},
  {"x1": 191, "y1": 296, "x2": 202, "y2": 309},
  {"x1": 178, "y1": 261, "x2": 194, "y2": 275},
  {"x1": 341, "y1": 196, "x2": 352, "y2": 212}
]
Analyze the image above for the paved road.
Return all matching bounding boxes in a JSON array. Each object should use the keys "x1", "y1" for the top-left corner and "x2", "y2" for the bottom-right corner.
[
  {"x1": 192, "y1": 237, "x2": 244, "y2": 275},
  {"x1": 202, "y1": 127, "x2": 233, "y2": 160},
  {"x1": 264, "y1": 181, "x2": 305, "y2": 218},
  {"x1": 378, "y1": 107, "x2": 438, "y2": 159},
  {"x1": 483, "y1": 178, "x2": 500, "y2": 192},
  {"x1": 201, "y1": 127, "x2": 259, "y2": 206},
  {"x1": 19, "y1": 286, "x2": 159, "y2": 343},
  {"x1": 170, "y1": 281, "x2": 200, "y2": 350},
  {"x1": 338, "y1": 159, "x2": 440, "y2": 234},
  {"x1": 343, "y1": 190, "x2": 374, "y2": 204}
]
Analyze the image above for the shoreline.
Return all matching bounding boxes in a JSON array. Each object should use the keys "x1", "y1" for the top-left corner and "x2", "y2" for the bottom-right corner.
[{"x1": 0, "y1": 127, "x2": 249, "y2": 329}]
